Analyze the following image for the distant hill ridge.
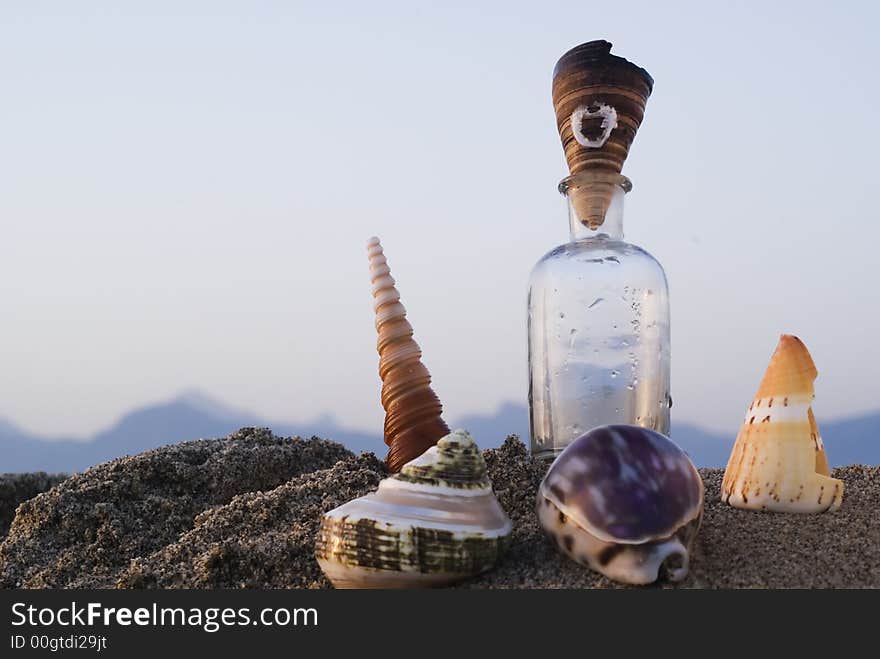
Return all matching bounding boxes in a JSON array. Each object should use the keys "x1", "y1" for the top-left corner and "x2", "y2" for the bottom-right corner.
[{"x1": 1, "y1": 393, "x2": 877, "y2": 473}]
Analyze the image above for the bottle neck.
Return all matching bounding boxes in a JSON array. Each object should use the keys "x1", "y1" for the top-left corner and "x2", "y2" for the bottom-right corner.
[{"x1": 560, "y1": 172, "x2": 630, "y2": 241}]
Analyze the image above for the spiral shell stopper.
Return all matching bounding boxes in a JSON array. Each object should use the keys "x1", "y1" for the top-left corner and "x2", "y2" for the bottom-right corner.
[
  {"x1": 552, "y1": 40, "x2": 653, "y2": 228},
  {"x1": 368, "y1": 237, "x2": 450, "y2": 472}
]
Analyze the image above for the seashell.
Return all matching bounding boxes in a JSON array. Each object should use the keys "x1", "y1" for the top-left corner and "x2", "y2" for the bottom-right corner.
[
  {"x1": 536, "y1": 424, "x2": 704, "y2": 585},
  {"x1": 368, "y1": 236, "x2": 450, "y2": 472},
  {"x1": 552, "y1": 40, "x2": 653, "y2": 228},
  {"x1": 721, "y1": 334, "x2": 843, "y2": 513},
  {"x1": 315, "y1": 429, "x2": 512, "y2": 589}
]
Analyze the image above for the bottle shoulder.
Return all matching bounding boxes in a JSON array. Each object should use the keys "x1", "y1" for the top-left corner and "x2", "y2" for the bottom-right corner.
[{"x1": 530, "y1": 238, "x2": 667, "y2": 281}]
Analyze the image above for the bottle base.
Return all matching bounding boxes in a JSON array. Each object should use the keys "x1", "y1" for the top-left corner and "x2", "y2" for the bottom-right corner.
[{"x1": 530, "y1": 447, "x2": 562, "y2": 464}]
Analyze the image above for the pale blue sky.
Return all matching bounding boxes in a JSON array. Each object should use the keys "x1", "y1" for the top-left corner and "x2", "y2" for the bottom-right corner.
[{"x1": 1, "y1": 1, "x2": 878, "y2": 437}]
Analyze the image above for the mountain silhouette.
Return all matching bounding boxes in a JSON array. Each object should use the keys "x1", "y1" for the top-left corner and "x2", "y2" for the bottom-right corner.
[
  {"x1": 0, "y1": 392, "x2": 386, "y2": 473},
  {"x1": 1, "y1": 394, "x2": 877, "y2": 473}
]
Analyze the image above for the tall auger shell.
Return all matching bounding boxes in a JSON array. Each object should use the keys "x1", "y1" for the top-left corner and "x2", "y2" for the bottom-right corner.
[
  {"x1": 721, "y1": 335, "x2": 844, "y2": 513},
  {"x1": 367, "y1": 237, "x2": 450, "y2": 472}
]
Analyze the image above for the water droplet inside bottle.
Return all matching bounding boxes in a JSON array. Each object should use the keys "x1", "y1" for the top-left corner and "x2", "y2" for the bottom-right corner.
[{"x1": 610, "y1": 370, "x2": 619, "y2": 378}]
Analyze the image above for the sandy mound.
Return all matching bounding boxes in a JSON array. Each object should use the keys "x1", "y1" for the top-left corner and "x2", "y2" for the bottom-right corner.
[
  {"x1": 118, "y1": 454, "x2": 385, "y2": 588},
  {"x1": 1, "y1": 430, "x2": 877, "y2": 588},
  {"x1": 0, "y1": 428, "x2": 353, "y2": 588},
  {"x1": 0, "y1": 473, "x2": 68, "y2": 538}
]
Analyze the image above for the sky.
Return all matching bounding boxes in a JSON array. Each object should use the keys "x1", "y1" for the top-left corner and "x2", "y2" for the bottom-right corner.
[{"x1": 1, "y1": 1, "x2": 878, "y2": 439}]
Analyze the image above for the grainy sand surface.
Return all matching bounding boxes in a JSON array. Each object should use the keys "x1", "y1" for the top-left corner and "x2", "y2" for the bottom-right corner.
[
  {"x1": 1, "y1": 429, "x2": 877, "y2": 589},
  {"x1": 0, "y1": 473, "x2": 67, "y2": 538}
]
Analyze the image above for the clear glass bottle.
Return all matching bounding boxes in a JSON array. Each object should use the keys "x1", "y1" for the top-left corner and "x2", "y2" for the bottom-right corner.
[{"x1": 528, "y1": 171, "x2": 670, "y2": 461}]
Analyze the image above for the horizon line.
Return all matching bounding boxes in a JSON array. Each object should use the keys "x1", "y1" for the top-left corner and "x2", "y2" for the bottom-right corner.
[{"x1": 2, "y1": 388, "x2": 879, "y2": 445}]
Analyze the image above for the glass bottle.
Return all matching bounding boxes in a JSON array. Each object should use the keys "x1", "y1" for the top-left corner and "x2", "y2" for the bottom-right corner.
[{"x1": 527, "y1": 170, "x2": 670, "y2": 461}]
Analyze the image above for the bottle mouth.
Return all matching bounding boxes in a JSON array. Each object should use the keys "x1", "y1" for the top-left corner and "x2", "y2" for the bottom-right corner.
[{"x1": 558, "y1": 171, "x2": 632, "y2": 196}]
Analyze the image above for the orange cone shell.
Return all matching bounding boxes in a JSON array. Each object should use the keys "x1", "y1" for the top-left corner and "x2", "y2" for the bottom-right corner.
[
  {"x1": 367, "y1": 237, "x2": 450, "y2": 472},
  {"x1": 721, "y1": 335, "x2": 843, "y2": 512}
]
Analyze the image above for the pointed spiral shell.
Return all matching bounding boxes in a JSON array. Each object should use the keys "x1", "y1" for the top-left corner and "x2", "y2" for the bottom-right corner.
[
  {"x1": 721, "y1": 335, "x2": 843, "y2": 513},
  {"x1": 367, "y1": 237, "x2": 450, "y2": 472}
]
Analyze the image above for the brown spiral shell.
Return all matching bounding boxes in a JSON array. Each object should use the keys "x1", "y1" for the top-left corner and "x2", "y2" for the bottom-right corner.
[
  {"x1": 552, "y1": 40, "x2": 653, "y2": 179},
  {"x1": 552, "y1": 40, "x2": 652, "y2": 229},
  {"x1": 367, "y1": 237, "x2": 450, "y2": 472}
]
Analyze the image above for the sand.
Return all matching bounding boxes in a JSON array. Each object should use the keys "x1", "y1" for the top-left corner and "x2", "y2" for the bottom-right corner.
[
  {"x1": 0, "y1": 473, "x2": 67, "y2": 538},
  {"x1": 0, "y1": 428, "x2": 353, "y2": 588},
  {"x1": 470, "y1": 440, "x2": 880, "y2": 588},
  {"x1": 1, "y1": 429, "x2": 877, "y2": 589}
]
